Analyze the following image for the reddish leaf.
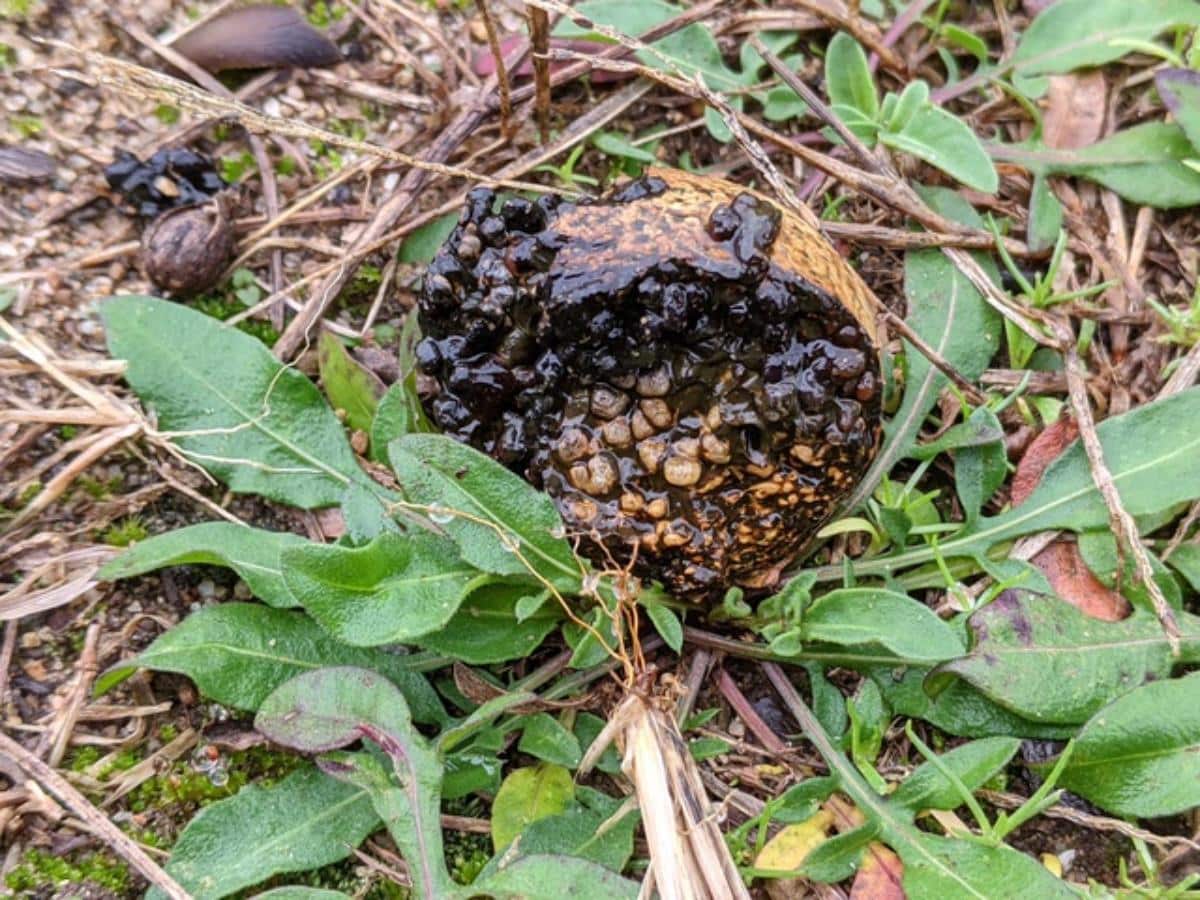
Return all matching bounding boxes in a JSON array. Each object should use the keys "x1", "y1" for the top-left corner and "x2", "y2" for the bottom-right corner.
[
  {"x1": 1012, "y1": 419, "x2": 1131, "y2": 621},
  {"x1": 1043, "y1": 71, "x2": 1107, "y2": 150},
  {"x1": 850, "y1": 843, "x2": 905, "y2": 900}
]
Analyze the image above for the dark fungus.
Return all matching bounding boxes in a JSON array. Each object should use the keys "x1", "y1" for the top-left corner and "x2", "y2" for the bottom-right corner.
[
  {"x1": 170, "y1": 5, "x2": 341, "y2": 74},
  {"x1": 416, "y1": 170, "x2": 884, "y2": 600}
]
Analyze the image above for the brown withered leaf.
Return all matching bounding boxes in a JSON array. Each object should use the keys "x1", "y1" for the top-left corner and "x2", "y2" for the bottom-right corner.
[
  {"x1": 850, "y1": 843, "x2": 905, "y2": 900},
  {"x1": 1013, "y1": 419, "x2": 1131, "y2": 621},
  {"x1": 1043, "y1": 71, "x2": 1107, "y2": 150}
]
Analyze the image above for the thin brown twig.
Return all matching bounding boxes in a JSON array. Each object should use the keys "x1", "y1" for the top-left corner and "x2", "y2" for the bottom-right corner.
[
  {"x1": 528, "y1": 4, "x2": 552, "y2": 144},
  {"x1": 475, "y1": 0, "x2": 512, "y2": 135},
  {"x1": 1054, "y1": 318, "x2": 1180, "y2": 651},
  {"x1": 0, "y1": 730, "x2": 191, "y2": 900},
  {"x1": 43, "y1": 621, "x2": 102, "y2": 768}
]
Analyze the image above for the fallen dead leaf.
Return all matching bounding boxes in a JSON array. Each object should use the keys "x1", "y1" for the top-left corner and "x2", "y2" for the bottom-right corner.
[
  {"x1": 1043, "y1": 71, "x2": 1107, "y2": 150},
  {"x1": 850, "y1": 843, "x2": 905, "y2": 900},
  {"x1": 757, "y1": 809, "x2": 836, "y2": 899},
  {"x1": 1013, "y1": 419, "x2": 1131, "y2": 621}
]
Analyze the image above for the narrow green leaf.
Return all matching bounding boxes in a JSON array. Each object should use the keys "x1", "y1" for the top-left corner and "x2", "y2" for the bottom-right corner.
[
  {"x1": 148, "y1": 767, "x2": 378, "y2": 900},
  {"x1": 518, "y1": 713, "x2": 583, "y2": 768},
  {"x1": 801, "y1": 822, "x2": 878, "y2": 883},
  {"x1": 102, "y1": 296, "x2": 372, "y2": 508},
  {"x1": 826, "y1": 32, "x2": 878, "y2": 126},
  {"x1": 466, "y1": 854, "x2": 639, "y2": 900},
  {"x1": 370, "y1": 314, "x2": 434, "y2": 463},
  {"x1": 901, "y1": 834, "x2": 1078, "y2": 898},
  {"x1": 1046, "y1": 671, "x2": 1200, "y2": 817},
  {"x1": 389, "y1": 434, "x2": 583, "y2": 592},
  {"x1": 281, "y1": 532, "x2": 483, "y2": 645},
  {"x1": 803, "y1": 588, "x2": 965, "y2": 664},
  {"x1": 881, "y1": 104, "x2": 998, "y2": 192},
  {"x1": 491, "y1": 764, "x2": 575, "y2": 852},
  {"x1": 842, "y1": 188, "x2": 1000, "y2": 512},
  {"x1": 98, "y1": 522, "x2": 306, "y2": 608},
  {"x1": 1157, "y1": 69, "x2": 1200, "y2": 154},
  {"x1": 317, "y1": 331, "x2": 383, "y2": 434},
  {"x1": 398, "y1": 212, "x2": 459, "y2": 265},
  {"x1": 929, "y1": 594, "x2": 1200, "y2": 724},
  {"x1": 642, "y1": 598, "x2": 683, "y2": 652},
  {"x1": 890, "y1": 737, "x2": 1020, "y2": 813},
  {"x1": 251, "y1": 889, "x2": 351, "y2": 900},
  {"x1": 416, "y1": 582, "x2": 560, "y2": 664},
  {"x1": 1011, "y1": 0, "x2": 1200, "y2": 97},
  {"x1": 96, "y1": 604, "x2": 446, "y2": 723}
]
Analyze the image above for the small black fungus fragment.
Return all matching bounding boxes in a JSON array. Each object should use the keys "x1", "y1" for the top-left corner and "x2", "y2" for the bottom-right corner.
[
  {"x1": 416, "y1": 170, "x2": 883, "y2": 600},
  {"x1": 104, "y1": 148, "x2": 226, "y2": 218}
]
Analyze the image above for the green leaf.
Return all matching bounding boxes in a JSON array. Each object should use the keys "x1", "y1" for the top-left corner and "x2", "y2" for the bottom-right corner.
[
  {"x1": 251, "y1": 889, "x2": 351, "y2": 900},
  {"x1": 256, "y1": 667, "x2": 455, "y2": 899},
  {"x1": 95, "y1": 604, "x2": 445, "y2": 723},
  {"x1": 826, "y1": 32, "x2": 878, "y2": 129},
  {"x1": 842, "y1": 188, "x2": 1000, "y2": 512},
  {"x1": 929, "y1": 594, "x2": 1200, "y2": 724},
  {"x1": 102, "y1": 296, "x2": 372, "y2": 508},
  {"x1": 1158, "y1": 69, "x2": 1200, "y2": 154},
  {"x1": 1046, "y1": 671, "x2": 1200, "y2": 817},
  {"x1": 822, "y1": 386, "x2": 1200, "y2": 581},
  {"x1": 802, "y1": 589, "x2": 964, "y2": 664},
  {"x1": 398, "y1": 212, "x2": 459, "y2": 265},
  {"x1": 370, "y1": 314, "x2": 434, "y2": 463},
  {"x1": 591, "y1": 131, "x2": 657, "y2": 164},
  {"x1": 901, "y1": 834, "x2": 1078, "y2": 899},
  {"x1": 518, "y1": 713, "x2": 583, "y2": 768},
  {"x1": 98, "y1": 522, "x2": 306, "y2": 608},
  {"x1": 890, "y1": 737, "x2": 1020, "y2": 813},
  {"x1": 317, "y1": 332, "x2": 383, "y2": 434},
  {"x1": 488, "y1": 787, "x2": 637, "y2": 875},
  {"x1": 281, "y1": 532, "x2": 484, "y2": 645},
  {"x1": 466, "y1": 854, "x2": 639, "y2": 900},
  {"x1": 388, "y1": 434, "x2": 582, "y2": 592},
  {"x1": 995, "y1": 123, "x2": 1200, "y2": 208},
  {"x1": 952, "y1": 408, "x2": 1007, "y2": 523},
  {"x1": 490, "y1": 764, "x2": 575, "y2": 852},
  {"x1": 1027, "y1": 173, "x2": 1064, "y2": 253},
  {"x1": 149, "y1": 767, "x2": 379, "y2": 900},
  {"x1": 881, "y1": 104, "x2": 998, "y2": 193},
  {"x1": 642, "y1": 598, "x2": 683, "y2": 652},
  {"x1": 416, "y1": 582, "x2": 560, "y2": 664},
  {"x1": 801, "y1": 823, "x2": 878, "y2": 883},
  {"x1": 1011, "y1": 0, "x2": 1200, "y2": 97}
]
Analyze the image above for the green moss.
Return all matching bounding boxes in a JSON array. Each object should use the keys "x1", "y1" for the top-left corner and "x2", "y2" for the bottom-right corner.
[
  {"x1": 77, "y1": 473, "x2": 123, "y2": 499},
  {"x1": 10, "y1": 115, "x2": 42, "y2": 138},
  {"x1": 5, "y1": 848, "x2": 130, "y2": 895},
  {"x1": 128, "y1": 746, "x2": 303, "y2": 815},
  {"x1": 67, "y1": 745, "x2": 103, "y2": 772},
  {"x1": 102, "y1": 516, "x2": 149, "y2": 547},
  {"x1": 445, "y1": 830, "x2": 491, "y2": 886},
  {"x1": 307, "y1": 0, "x2": 346, "y2": 27},
  {"x1": 0, "y1": 0, "x2": 35, "y2": 19},
  {"x1": 155, "y1": 104, "x2": 182, "y2": 125},
  {"x1": 192, "y1": 295, "x2": 280, "y2": 345}
]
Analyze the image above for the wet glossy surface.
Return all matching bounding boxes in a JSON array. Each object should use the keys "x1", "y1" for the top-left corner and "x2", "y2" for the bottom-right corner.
[{"x1": 416, "y1": 174, "x2": 882, "y2": 599}]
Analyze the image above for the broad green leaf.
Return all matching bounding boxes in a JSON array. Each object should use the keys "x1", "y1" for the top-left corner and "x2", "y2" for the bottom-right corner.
[
  {"x1": 440, "y1": 691, "x2": 540, "y2": 754},
  {"x1": 95, "y1": 603, "x2": 445, "y2": 723},
  {"x1": 370, "y1": 313, "x2": 434, "y2": 463},
  {"x1": 842, "y1": 188, "x2": 1000, "y2": 512},
  {"x1": 802, "y1": 589, "x2": 964, "y2": 664},
  {"x1": 642, "y1": 598, "x2": 683, "y2": 652},
  {"x1": 483, "y1": 787, "x2": 637, "y2": 875},
  {"x1": 881, "y1": 104, "x2": 998, "y2": 193},
  {"x1": 1045, "y1": 671, "x2": 1200, "y2": 817},
  {"x1": 281, "y1": 532, "x2": 483, "y2": 645},
  {"x1": 890, "y1": 737, "x2": 1020, "y2": 813},
  {"x1": 256, "y1": 667, "x2": 454, "y2": 899},
  {"x1": 518, "y1": 713, "x2": 583, "y2": 768},
  {"x1": 801, "y1": 822, "x2": 877, "y2": 883},
  {"x1": 1166, "y1": 542, "x2": 1200, "y2": 592},
  {"x1": 1027, "y1": 173, "x2": 1064, "y2": 253},
  {"x1": 98, "y1": 522, "x2": 306, "y2": 608},
  {"x1": 821, "y1": 386, "x2": 1200, "y2": 581},
  {"x1": 102, "y1": 296, "x2": 372, "y2": 508},
  {"x1": 398, "y1": 212, "x2": 458, "y2": 265},
  {"x1": 1157, "y1": 69, "x2": 1200, "y2": 154},
  {"x1": 1011, "y1": 0, "x2": 1200, "y2": 97},
  {"x1": 467, "y1": 854, "x2": 639, "y2": 900},
  {"x1": 317, "y1": 331, "x2": 383, "y2": 434},
  {"x1": 869, "y1": 664, "x2": 1073, "y2": 740},
  {"x1": 994, "y1": 123, "x2": 1200, "y2": 208},
  {"x1": 826, "y1": 33, "x2": 878, "y2": 128},
  {"x1": 251, "y1": 889, "x2": 351, "y2": 900},
  {"x1": 491, "y1": 764, "x2": 575, "y2": 852},
  {"x1": 148, "y1": 766, "x2": 378, "y2": 900},
  {"x1": 416, "y1": 582, "x2": 560, "y2": 664},
  {"x1": 952, "y1": 408, "x2": 1007, "y2": 523},
  {"x1": 929, "y1": 594, "x2": 1200, "y2": 724},
  {"x1": 389, "y1": 434, "x2": 582, "y2": 591},
  {"x1": 901, "y1": 834, "x2": 1078, "y2": 898}
]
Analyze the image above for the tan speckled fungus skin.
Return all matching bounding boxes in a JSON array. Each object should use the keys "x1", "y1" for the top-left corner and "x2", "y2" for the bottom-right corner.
[{"x1": 416, "y1": 170, "x2": 883, "y2": 600}]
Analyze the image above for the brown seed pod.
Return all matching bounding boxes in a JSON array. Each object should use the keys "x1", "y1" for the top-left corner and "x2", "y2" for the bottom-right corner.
[
  {"x1": 416, "y1": 169, "x2": 883, "y2": 600},
  {"x1": 140, "y1": 197, "x2": 235, "y2": 297}
]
